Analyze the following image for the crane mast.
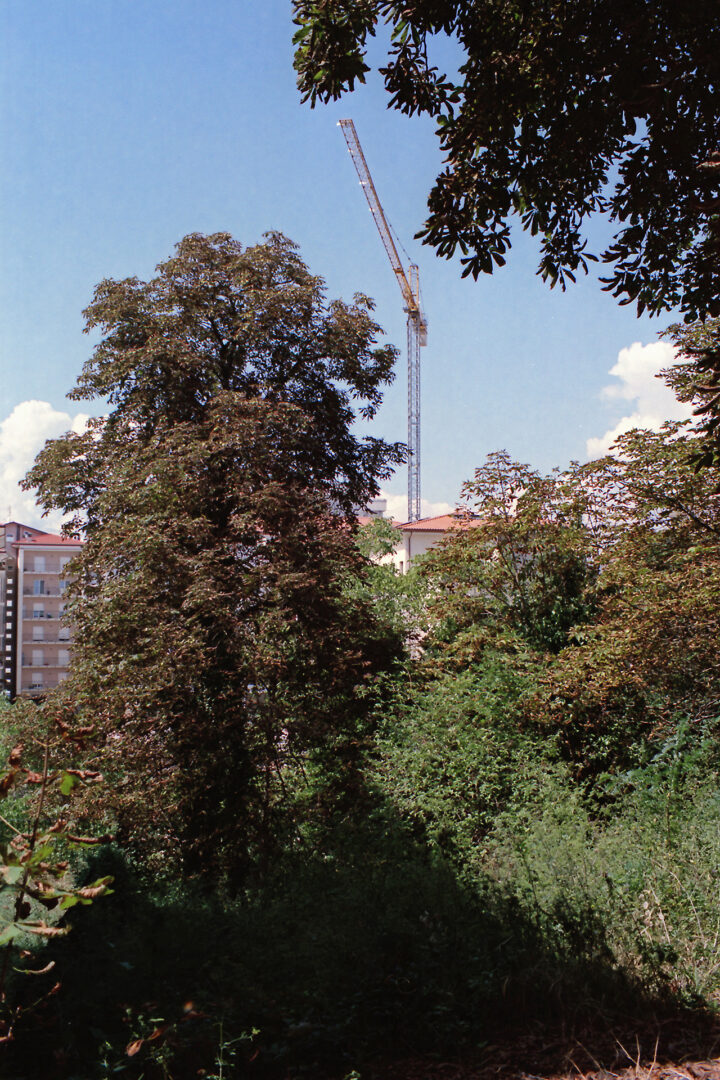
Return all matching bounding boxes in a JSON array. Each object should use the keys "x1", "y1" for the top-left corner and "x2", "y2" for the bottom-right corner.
[{"x1": 339, "y1": 118, "x2": 427, "y2": 523}]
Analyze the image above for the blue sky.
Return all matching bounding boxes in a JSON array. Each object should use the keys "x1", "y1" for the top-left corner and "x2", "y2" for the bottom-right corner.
[{"x1": 0, "y1": 1, "x2": 690, "y2": 526}]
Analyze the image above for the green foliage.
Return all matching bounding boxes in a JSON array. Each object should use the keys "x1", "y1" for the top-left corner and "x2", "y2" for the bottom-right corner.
[
  {"x1": 5, "y1": 695, "x2": 719, "y2": 1075},
  {"x1": 526, "y1": 424, "x2": 720, "y2": 774},
  {"x1": 294, "y1": 1, "x2": 720, "y2": 322},
  {"x1": 348, "y1": 516, "x2": 431, "y2": 647},
  {"x1": 5, "y1": 818, "x2": 687, "y2": 1078},
  {"x1": 354, "y1": 514, "x2": 399, "y2": 561},
  {"x1": 373, "y1": 648, "x2": 720, "y2": 1007},
  {"x1": 0, "y1": 709, "x2": 112, "y2": 1047},
  {"x1": 663, "y1": 315, "x2": 720, "y2": 468},
  {"x1": 372, "y1": 658, "x2": 548, "y2": 867},
  {"x1": 422, "y1": 451, "x2": 597, "y2": 659},
  {"x1": 488, "y1": 722, "x2": 720, "y2": 1003},
  {"x1": 362, "y1": 429, "x2": 720, "y2": 1044},
  {"x1": 415, "y1": 433, "x2": 720, "y2": 778}
]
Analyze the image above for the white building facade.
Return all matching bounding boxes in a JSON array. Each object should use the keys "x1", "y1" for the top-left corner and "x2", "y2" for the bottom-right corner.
[{"x1": 382, "y1": 513, "x2": 482, "y2": 574}]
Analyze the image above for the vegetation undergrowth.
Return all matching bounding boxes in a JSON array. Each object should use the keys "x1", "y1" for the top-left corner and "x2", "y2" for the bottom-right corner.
[{"x1": 6, "y1": 711, "x2": 719, "y2": 1078}]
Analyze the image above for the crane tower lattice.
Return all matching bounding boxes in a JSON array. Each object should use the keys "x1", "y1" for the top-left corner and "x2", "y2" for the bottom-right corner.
[{"x1": 339, "y1": 118, "x2": 427, "y2": 523}]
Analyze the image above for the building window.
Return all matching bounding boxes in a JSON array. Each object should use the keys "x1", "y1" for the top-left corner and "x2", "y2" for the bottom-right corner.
[
  {"x1": 58, "y1": 649, "x2": 70, "y2": 668},
  {"x1": 33, "y1": 556, "x2": 46, "y2": 573},
  {"x1": 32, "y1": 625, "x2": 44, "y2": 642},
  {"x1": 33, "y1": 580, "x2": 45, "y2": 596},
  {"x1": 33, "y1": 606, "x2": 44, "y2": 619},
  {"x1": 31, "y1": 648, "x2": 44, "y2": 667}
]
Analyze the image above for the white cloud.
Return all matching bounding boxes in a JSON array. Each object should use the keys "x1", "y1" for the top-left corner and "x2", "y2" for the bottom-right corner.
[
  {"x1": 586, "y1": 341, "x2": 694, "y2": 458},
  {"x1": 0, "y1": 401, "x2": 90, "y2": 531},
  {"x1": 380, "y1": 489, "x2": 453, "y2": 524}
]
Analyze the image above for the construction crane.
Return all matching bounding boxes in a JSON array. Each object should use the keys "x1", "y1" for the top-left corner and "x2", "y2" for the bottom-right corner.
[{"x1": 339, "y1": 118, "x2": 427, "y2": 523}]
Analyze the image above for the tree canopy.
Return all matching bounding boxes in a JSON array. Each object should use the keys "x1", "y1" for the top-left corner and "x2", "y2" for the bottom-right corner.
[
  {"x1": 422, "y1": 452, "x2": 596, "y2": 658},
  {"x1": 294, "y1": 0, "x2": 720, "y2": 322},
  {"x1": 420, "y1": 425, "x2": 720, "y2": 774},
  {"x1": 25, "y1": 232, "x2": 404, "y2": 884},
  {"x1": 34, "y1": 231, "x2": 403, "y2": 525}
]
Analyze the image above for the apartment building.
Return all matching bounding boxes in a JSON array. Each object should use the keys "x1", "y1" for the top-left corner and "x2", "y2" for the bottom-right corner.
[{"x1": 1, "y1": 521, "x2": 82, "y2": 699}]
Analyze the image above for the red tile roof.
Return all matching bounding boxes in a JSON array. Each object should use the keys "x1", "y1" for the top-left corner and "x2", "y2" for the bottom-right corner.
[
  {"x1": 400, "y1": 513, "x2": 481, "y2": 533},
  {"x1": 357, "y1": 514, "x2": 403, "y2": 531},
  {"x1": 12, "y1": 531, "x2": 82, "y2": 547}
]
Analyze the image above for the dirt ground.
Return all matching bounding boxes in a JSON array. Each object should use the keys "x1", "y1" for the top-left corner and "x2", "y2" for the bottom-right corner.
[
  {"x1": 376, "y1": 1052, "x2": 720, "y2": 1080},
  {"x1": 371, "y1": 1017, "x2": 720, "y2": 1080}
]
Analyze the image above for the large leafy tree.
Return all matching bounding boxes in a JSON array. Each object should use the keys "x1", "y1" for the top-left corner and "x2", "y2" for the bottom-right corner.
[
  {"x1": 25, "y1": 232, "x2": 404, "y2": 884},
  {"x1": 531, "y1": 422, "x2": 720, "y2": 774},
  {"x1": 294, "y1": 1, "x2": 720, "y2": 322},
  {"x1": 421, "y1": 429, "x2": 720, "y2": 777}
]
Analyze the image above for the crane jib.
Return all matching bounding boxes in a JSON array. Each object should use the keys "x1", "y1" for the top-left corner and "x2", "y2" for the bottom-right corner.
[{"x1": 338, "y1": 118, "x2": 427, "y2": 524}]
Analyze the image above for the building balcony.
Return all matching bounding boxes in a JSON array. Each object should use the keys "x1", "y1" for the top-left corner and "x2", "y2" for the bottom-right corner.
[
  {"x1": 24, "y1": 565, "x2": 72, "y2": 576},
  {"x1": 22, "y1": 638, "x2": 73, "y2": 646},
  {"x1": 20, "y1": 658, "x2": 72, "y2": 669},
  {"x1": 21, "y1": 667, "x2": 71, "y2": 673}
]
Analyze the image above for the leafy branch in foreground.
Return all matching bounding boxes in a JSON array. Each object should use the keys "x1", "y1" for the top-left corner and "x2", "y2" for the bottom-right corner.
[
  {"x1": 294, "y1": 0, "x2": 720, "y2": 322},
  {"x1": 0, "y1": 720, "x2": 112, "y2": 1046}
]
